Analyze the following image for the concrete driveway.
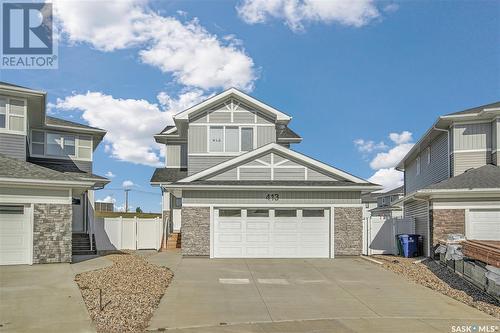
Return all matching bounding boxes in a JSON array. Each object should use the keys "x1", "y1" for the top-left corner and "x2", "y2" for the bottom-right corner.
[
  {"x1": 148, "y1": 252, "x2": 499, "y2": 332},
  {"x1": 0, "y1": 256, "x2": 111, "y2": 332}
]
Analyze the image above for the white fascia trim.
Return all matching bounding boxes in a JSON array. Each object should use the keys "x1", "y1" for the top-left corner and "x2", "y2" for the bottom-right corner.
[
  {"x1": 164, "y1": 184, "x2": 381, "y2": 191},
  {"x1": 161, "y1": 126, "x2": 178, "y2": 135},
  {"x1": 44, "y1": 124, "x2": 106, "y2": 134},
  {"x1": 0, "y1": 177, "x2": 95, "y2": 187},
  {"x1": 0, "y1": 85, "x2": 46, "y2": 96},
  {"x1": 179, "y1": 143, "x2": 370, "y2": 183},
  {"x1": 184, "y1": 203, "x2": 363, "y2": 207},
  {"x1": 418, "y1": 188, "x2": 500, "y2": 194},
  {"x1": 174, "y1": 88, "x2": 291, "y2": 122}
]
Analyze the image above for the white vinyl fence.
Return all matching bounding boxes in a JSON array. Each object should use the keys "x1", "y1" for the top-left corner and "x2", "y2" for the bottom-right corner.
[
  {"x1": 363, "y1": 217, "x2": 415, "y2": 255},
  {"x1": 94, "y1": 217, "x2": 162, "y2": 251}
]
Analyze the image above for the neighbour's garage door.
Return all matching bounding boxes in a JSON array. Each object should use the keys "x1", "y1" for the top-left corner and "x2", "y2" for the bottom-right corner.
[
  {"x1": 468, "y1": 210, "x2": 500, "y2": 240},
  {"x1": 214, "y1": 208, "x2": 330, "y2": 258},
  {"x1": 0, "y1": 205, "x2": 31, "y2": 265}
]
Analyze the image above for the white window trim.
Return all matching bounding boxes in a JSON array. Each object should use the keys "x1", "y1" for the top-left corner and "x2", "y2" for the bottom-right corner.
[
  {"x1": 208, "y1": 125, "x2": 255, "y2": 154},
  {"x1": 416, "y1": 155, "x2": 421, "y2": 175},
  {"x1": 30, "y1": 129, "x2": 93, "y2": 161},
  {"x1": 426, "y1": 146, "x2": 431, "y2": 165},
  {"x1": 0, "y1": 95, "x2": 27, "y2": 135}
]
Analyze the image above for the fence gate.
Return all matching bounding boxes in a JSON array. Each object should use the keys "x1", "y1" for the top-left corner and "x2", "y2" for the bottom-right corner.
[
  {"x1": 365, "y1": 217, "x2": 415, "y2": 255},
  {"x1": 100, "y1": 217, "x2": 162, "y2": 251}
]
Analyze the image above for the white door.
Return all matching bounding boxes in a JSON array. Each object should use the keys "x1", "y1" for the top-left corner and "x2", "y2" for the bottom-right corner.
[
  {"x1": 468, "y1": 210, "x2": 500, "y2": 240},
  {"x1": 214, "y1": 208, "x2": 330, "y2": 258},
  {"x1": 0, "y1": 205, "x2": 31, "y2": 265}
]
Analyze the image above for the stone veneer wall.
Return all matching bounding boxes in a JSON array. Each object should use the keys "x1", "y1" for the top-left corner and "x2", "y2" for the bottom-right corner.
[
  {"x1": 431, "y1": 209, "x2": 465, "y2": 248},
  {"x1": 33, "y1": 204, "x2": 72, "y2": 264},
  {"x1": 334, "y1": 207, "x2": 363, "y2": 256},
  {"x1": 181, "y1": 207, "x2": 210, "y2": 256}
]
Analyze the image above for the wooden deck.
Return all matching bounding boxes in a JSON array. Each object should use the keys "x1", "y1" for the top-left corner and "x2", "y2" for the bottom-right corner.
[{"x1": 462, "y1": 240, "x2": 500, "y2": 268}]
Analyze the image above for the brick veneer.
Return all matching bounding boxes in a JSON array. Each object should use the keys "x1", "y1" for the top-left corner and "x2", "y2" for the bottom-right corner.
[
  {"x1": 431, "y1": 209, "x2": 465, "y2": 247},
  {"x1": 33, "y1": 203, "x2": 72, "y2": 264},
  {"x1": 334, "y1": 207, "x2": 363, "y2": 256},
  {"x1": 181, "y1": 207, "x2": 210, "y2": 256}
]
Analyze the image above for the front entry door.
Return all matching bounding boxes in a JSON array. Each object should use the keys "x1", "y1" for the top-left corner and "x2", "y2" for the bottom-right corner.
[{"x1": 72, "y1": 194, "x2": 85, "y2": 232}]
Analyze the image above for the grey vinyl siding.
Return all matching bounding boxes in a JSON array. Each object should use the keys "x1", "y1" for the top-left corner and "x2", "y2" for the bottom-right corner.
[
  {"x1": 404, "y1": 200, "x2": 430, "y2": 256},
  {"x1": 308, "y1": 169, "x2": 338, "y2": 181},
  {"x1": 405, "y1": 133, "x2": 449, "y2": 194},
  {"x1": 452, "y1": 151, "x2": 492, "y2": 176},
  {"x1": 0, "y1": 187, "x2": 69, "y2": 198},
  {"x1": 188, "y1": 155, "x2": 233, "y2": 175},
  {"x1": 453, "y1": 122, "x2": 491, "y2": 151},
  {"x1": 209, "y1": 111, "x2": 231, "y2": 123},
  {"x1": 260, "y1": 153, "x2": 272, "y2": 164},
  {"x1": 256, "y1": 113, "x2": 274, "y2": 124},
  {"x1": 0, "y1": 133, "x2": 26, "y2": 160},
  {"x1": 257, "y1": 126, "x2": 276, "y2": 147},
  {"x1": 274, "y1": 168, "x2": 305, "y2": 180},
  {"x1": 166, "y1": 143, "x2": 187, "y2": 167},
  {"x1": 280, "y1": 159, "x2": 302, "y2": 167},
  {"x1": 210, "y1": 168, "x2": 237, "y2": 181},
  {"x1": 188, "y1": 126, "x2": 207, "y2": 153},
  {"x1": 183, "y1": 190, "x2": 361, "y2": 205},
  {"x1": 190, "y1": 112, "x2": 207, "y2": 123},
  {"x1": 233, "y1": 110, "x2": 254, "y2": 123},
  {"x1": 239, "y1": 168, "x2": 271, "y2": 180}
]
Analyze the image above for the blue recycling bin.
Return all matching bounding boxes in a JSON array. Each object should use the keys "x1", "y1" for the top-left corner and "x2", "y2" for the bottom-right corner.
[{"x1": 398, "y1": 234, "x2": 418, "y2": 258}]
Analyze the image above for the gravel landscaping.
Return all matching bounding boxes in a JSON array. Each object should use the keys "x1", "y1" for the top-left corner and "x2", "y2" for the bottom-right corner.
[
  {"x1": 75, "y1": 252, "x2": 173, "y2": 333},
  {"x1": 373, "y1": 255, "x2": 500, "y2": 319}
]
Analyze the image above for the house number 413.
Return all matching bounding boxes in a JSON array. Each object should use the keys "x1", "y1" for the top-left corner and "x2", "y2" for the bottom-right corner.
[{"x1": 266, "y1": 193, "x2": 279, "y2": 201}]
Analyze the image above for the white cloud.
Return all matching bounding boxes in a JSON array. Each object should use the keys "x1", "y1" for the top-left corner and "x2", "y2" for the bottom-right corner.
[
  {"x1": 236, "y1": 0, "x2": 381, "y2": 32},
  {"x1": 353, "y1": 139, "x2": 388, "y2": 153},
  {"x1": 389, "y1": 130, "x2": 413, "y2": 145},
  {"x1": 122, "y1": 180, "x2": 134, "y2": 188},
  {"x1": 54, "y1": 89, "x2": 208, "y2": 166},
  {"x1": 54, "y1": 0, "x2": 256, "y2": 90},
  {"x1": 355, "y1": 131, "x2": 413, "y2": 190},
  {"x1": 368, "y1": 168, "x2": 403, "y2": 190},
  {"x1": 369, "y1": 142, "x2": 414, "y2": 170},
  {"x1": 105, "y1": 171, "x2": 116, "y2": 178},
  {"x1": 96, "y1": 195, "x2": 116, "y2": 204}
]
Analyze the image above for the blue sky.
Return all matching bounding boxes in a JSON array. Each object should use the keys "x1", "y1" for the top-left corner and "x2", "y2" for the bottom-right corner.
[{"x1": 1, "y1": 0, "x2": 499, "y2": 213}]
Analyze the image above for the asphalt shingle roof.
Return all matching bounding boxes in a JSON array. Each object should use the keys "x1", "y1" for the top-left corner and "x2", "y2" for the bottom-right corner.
[
  {"x1": 0, "y1": 154, "x2": 81, "y2": 181},
  {"x1": 444, "y1": 101, "x2": 500, "y2": 116},
  {"x1": 424, "y1": 164, "x2": 500, "y2": 190},
  {"x1": 46, "y1": 116, "x2": 105, "y2": 132},
  {"x1": 28, "y1": 157, "x2": 108, "y2": 182},
  {"x1": 277, "y1": 126, "x2": 301, "y2": 139},
  {"x1": 151, "y1": 168, "x2": 188, "y2": 183}
]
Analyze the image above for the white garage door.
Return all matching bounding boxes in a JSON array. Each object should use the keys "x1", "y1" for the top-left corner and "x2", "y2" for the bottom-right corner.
[
  {"x1": 468, "y1": 210, "x2": 500, "y2": 240},
  {"x1": 214, "y1": 208, "x2": 330, "y2": 258},
  {"x1": 0, "y1": 205, "x2": 31, "y2": 265}
]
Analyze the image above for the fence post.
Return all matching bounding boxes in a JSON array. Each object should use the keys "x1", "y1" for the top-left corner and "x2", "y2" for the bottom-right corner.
[
  {"x1": 134, "y1": 216, "x2": 138, "y2": 250},
  {"x1": 119, "y1": 216, "x2": 123, "y2": 250}
]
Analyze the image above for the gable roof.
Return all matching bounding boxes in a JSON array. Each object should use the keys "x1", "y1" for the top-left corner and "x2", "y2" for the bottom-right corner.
[
  {"x1": 0, "y1": 81, "x2": 46, "y2": 95},
  {"x1": 173, "y1": 88, "x2": 291, "y2": 123},
  {"x1": 178, "y1": 143, "x2": 375, "y2": 185},
  {"x1": 277, "y1": 126, "x2": 302, "y2": 142},
  {"x1": 150, "y1": 167, "x2": 188, "y2": 184},
  {"x1": 442, "y1": 101, "x2": 500, "y2": 117},
  {"x1": 45, "y1": 116, "x2": 105, "y2": 132}
]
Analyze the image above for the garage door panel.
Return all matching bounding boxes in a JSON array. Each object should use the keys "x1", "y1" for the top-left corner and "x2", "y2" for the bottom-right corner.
[
  {"x1": 0, "y1": 207, "x2": 31, "y2": 265},
  {"x1": 214, "y1": 208, "x2": 330, "y2": 258},
  {"x1": 469, "y1": 210, "x2": 500, "y2": 240}
]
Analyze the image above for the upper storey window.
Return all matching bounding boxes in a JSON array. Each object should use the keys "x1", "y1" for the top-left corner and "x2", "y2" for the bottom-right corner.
[
  {"x1": 31, "y1": 130, "x2": 92, "y2": 161},
  {"x1": 209, "y1": 126, "x2": 254, "y2": 153},
  {"x1": 0, "y1": 96, "x2": 26, "y2": 134}
]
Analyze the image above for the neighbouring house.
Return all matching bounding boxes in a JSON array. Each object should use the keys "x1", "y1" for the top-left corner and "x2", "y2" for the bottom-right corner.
[
  {"x1": 361, "y1": 192, "x2": 378, "y2": 221},
  {"x1": 151, "y1": 88, "x2": 381, "y2": 258},
  {"x1": 0, "y1": 82, "x2": 109, "y2": 265},
  {"x1": 369, "y1": 186, "x2": 404, "y2": 219},
  {"x1": 95, "y1": 201, "x2": 114, "y2": 212},
  {"x1": 396, "y1": 101, "x2": 500, "y2": 257}
]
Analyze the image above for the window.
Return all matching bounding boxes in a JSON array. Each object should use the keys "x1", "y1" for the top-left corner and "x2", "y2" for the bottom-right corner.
[
  {"x1": 225, "y1": 127, "x2": 239, "y2": 152},
  {"x1": 416, "y1": 156, "x2": 421, "y2": 175},
  {"x1": 219, "y1": 209, "x2": 241, "y2": 217},
  {"x1": 275, "y1": 209, "x2": 296, "y2": 217},
  {"x1": 426, "y1": 147, "x2": 431, "y2": 165},
  {"x1": 209, "y1": 126, "x2": 223, "y2": 152},
  {"x1": 247, "y1": 209, "x2": 269, "y2": 217},
  {"x1": 0, "y1": 98, "x2": 6, "y2": 128},
  {"x1": 241, "y1": 127, "x2": 254, "y2": 151},
  {"x1": 0, "y1": 97, "x2": 26, "y2": 133},
  {"x1": 174, "y1": 197, "x2": 182, "y2": 208},
  {"x1": 303, "y1": 209, "x2": 325, "y2": 217},
  {"x1": 31, "y1": 130, "x2": 92, "y2": 160},
  {"x1": 209, "y1": 126, "x2": 255, "y2": 153},
  {"x1": 0, "y1": 205, "x2": 24, "y2": 214}
]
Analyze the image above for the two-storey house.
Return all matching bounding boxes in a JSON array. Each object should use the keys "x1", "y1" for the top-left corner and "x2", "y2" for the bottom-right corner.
[
  {"x1": 396, "y1": 102, "x2": 500, "y2": 257},
  {"x1": 0, "y1": 82, "x2": 109, "y2": 265},
  {"x1": 151, "y1": 88, "x2": 381, "y2": 258},
  {"x1": 369, "y1": 186, "x2": 404, "y2": 219}
]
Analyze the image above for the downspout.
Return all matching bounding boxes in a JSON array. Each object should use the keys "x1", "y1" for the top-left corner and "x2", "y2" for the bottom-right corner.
[{"x1": 433, "y1": 126, "x2": 450, "y2": 177}]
